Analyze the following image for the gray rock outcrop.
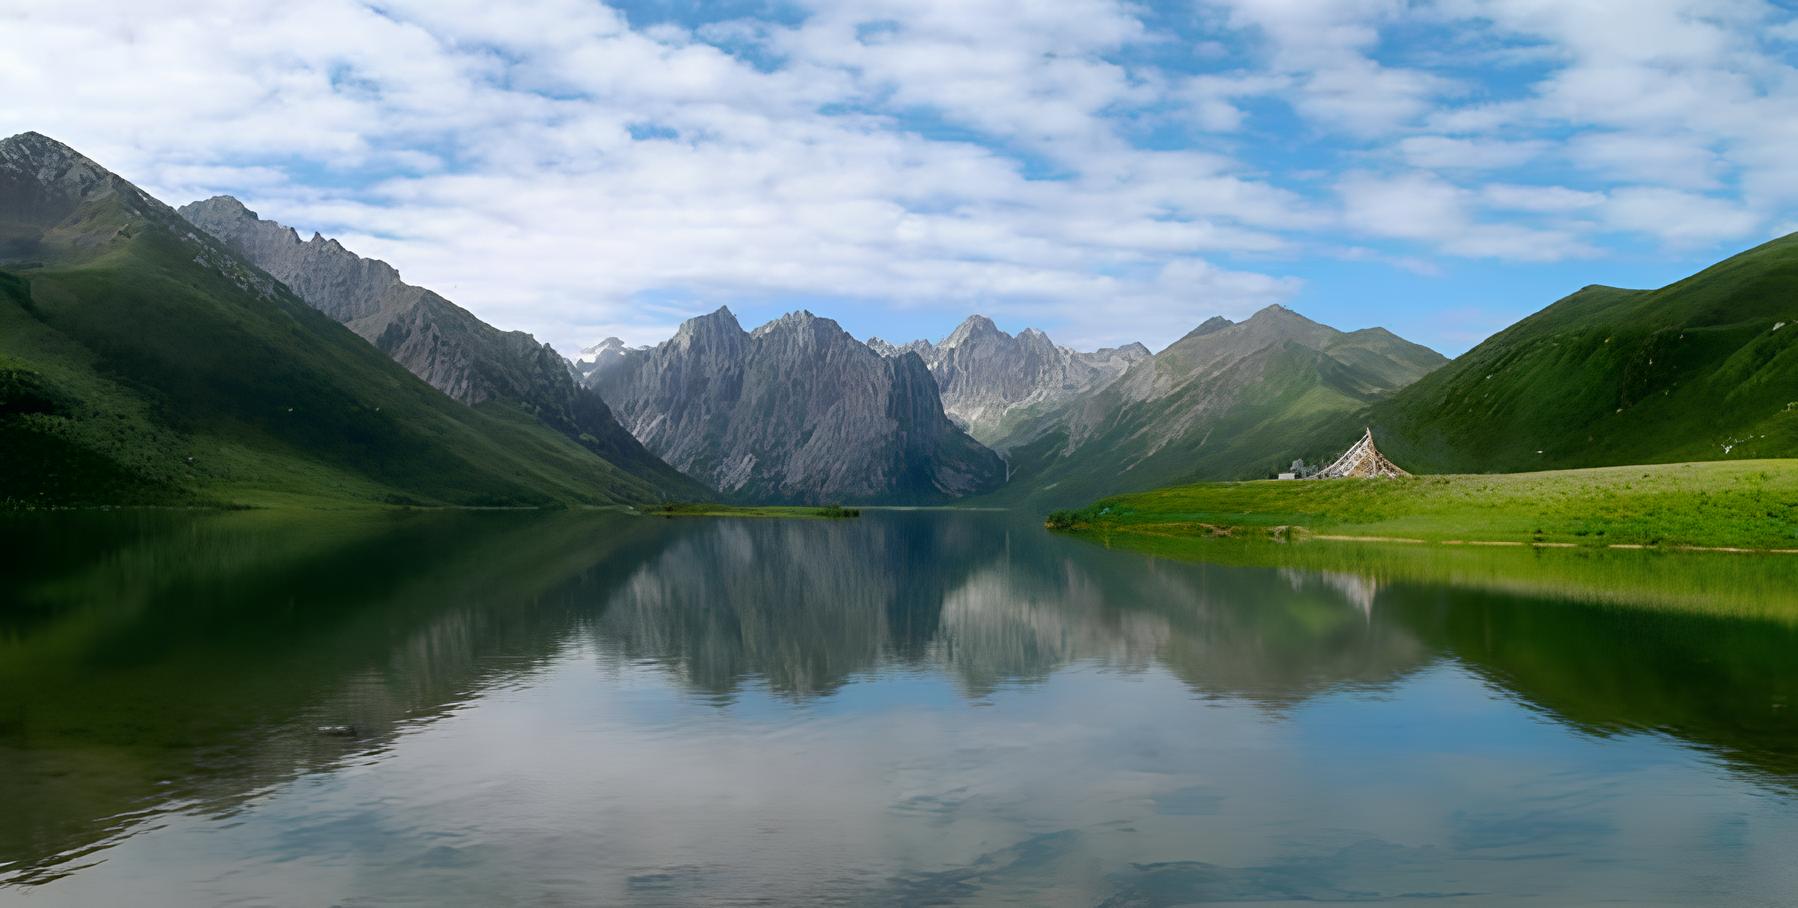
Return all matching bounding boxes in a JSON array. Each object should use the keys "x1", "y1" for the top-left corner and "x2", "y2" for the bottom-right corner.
[
  {"x1": 584, "y1": 308, "x2": 1005, "y2": 504},
  {"x1": 868, "y1": 315, "x2": 1149, "y2": 443}
]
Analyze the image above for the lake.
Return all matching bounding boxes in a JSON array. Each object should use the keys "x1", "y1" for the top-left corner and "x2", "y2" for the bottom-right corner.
[{"x1": 3, "y1": 509, "x2": 1797, "y2": 906}]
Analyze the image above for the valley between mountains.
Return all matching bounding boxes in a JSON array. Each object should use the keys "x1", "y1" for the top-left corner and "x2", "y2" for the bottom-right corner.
[{"x1": 4, "y1": 131, "x2": 1796, "y2": 514}]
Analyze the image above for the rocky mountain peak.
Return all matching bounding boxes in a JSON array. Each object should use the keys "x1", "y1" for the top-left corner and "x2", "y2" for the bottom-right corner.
[
  {"x1": 1177, "y1": 316, "x2": 1235, "y2": 343},
  {"x1": 179, "y1": 196, "x2": 405, "y2": 323},
  {"x1": 671, "y1": 306, "x2": 746, "y2": 350},
  {"x1": 943, "y1": 314, "x2": 1003, "y2": 348},
  {"x1": 0, "y1": 131, "x2": 91, "y2": 172},
  {"x1": 586, "y1": 310, "x2": 1003, "y2": 504},
  {"x1": 184, "y1": 194, "x2": 254, "y2": 221},
  {"x1": 870, "y1": 316, "x2": 1149, "y2": 444},
  {"x1": 1245, "y1": 303, "x2": 1314, "y2": 326},
  {"x1": 575, "y1": 337, "x2": 631, "y2": 365},
  {"x1": 0, "y1": 130, "x2": 169, "y2": 230}
]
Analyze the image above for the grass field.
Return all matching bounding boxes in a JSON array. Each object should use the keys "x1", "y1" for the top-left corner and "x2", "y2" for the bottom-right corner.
[
  {"x1": 637, "y1": 503, "x2": 863, "y2": 519},
  {"x1": 1051, "y1": 459, "x2": 1798, "y2": 551}
]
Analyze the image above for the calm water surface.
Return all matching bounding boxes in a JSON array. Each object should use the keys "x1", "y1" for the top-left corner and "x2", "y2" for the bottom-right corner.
[{"x1": 2, "y1": 510, "x2": 1797, "y2": 906}]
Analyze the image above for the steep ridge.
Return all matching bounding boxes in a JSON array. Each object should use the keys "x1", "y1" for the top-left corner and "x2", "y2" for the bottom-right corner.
[
  {"x1": 869, "y1": 315, "x2": 1149, "y2": 443},
  {"x1": 0, "y1": 131, "x2": 679, "y2": 507},
  {"x1": 178, "y1": 196, "x2": 700, "y2": 496},
  {"x1": 984, "y1": 305, "x2": 1446, "y2": 510},
  {"x1": 1360, "y1": 234, "x2": 1798, "y2": 473},
  {"x1": 586, "y1": 308, "x2": 1005, "y2": 504}
]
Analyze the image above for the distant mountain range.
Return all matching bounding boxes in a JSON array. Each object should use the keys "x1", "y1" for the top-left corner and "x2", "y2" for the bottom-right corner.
[
  {"x1": 868, "y1": 315, "x2": 1150, "y2": 443},
  {"x1": 8, "y1": 130, "x2": 1790, "y2": 512},
  {"x1": 972, "y1": 305, "x2": 1448, "y2": 509},
  {"x1": 582, "y1": 307, "x2": 1004, "y2": 504}
]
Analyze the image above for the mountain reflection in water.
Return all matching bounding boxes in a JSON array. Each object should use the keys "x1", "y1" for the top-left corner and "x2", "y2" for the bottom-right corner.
[{"x1": 2, "y1": 509, "x2": 1796, "y2": 905}]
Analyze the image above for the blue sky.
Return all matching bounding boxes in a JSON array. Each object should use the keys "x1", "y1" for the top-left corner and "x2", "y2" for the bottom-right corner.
[{"x1": 4, "y1": 0, "x2": 1797, "y2": 355}]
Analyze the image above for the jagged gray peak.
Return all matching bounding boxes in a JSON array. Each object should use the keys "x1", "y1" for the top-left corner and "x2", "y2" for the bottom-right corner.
[
  {"x1": 181, "y1": 196, "x2": 403, "y2": 323},
  {"x1": 585, "y1": 309, "x2": 1005, "y2": 504},
  {"x1": 178, "y1": 194, "x2": 700, "y2": 496},
  {"x1": 872, "y1": 315, "x2": 1150, "y2": 443},
  {"x1": 571, "y1": 336, "x2": 645, "y2": 385}
]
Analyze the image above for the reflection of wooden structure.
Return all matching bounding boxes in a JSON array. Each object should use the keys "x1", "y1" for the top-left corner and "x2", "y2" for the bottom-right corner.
[{"x1": 1313, "y1": 428, "x2": 1409, "y2": 479}]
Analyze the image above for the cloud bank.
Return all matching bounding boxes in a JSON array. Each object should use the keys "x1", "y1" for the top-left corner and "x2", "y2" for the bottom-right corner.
[{"x1": 2, "y1": 0, "x2": 1793, "y2": 353}]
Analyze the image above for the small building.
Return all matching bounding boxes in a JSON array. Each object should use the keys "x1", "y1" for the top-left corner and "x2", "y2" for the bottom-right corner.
[
  {"x1": 1312, "y1": 428, "x2": 1410, "y2": 479},
  {"x1": 1277, "y1": 472, "x2": 1298, "y2": 481}
]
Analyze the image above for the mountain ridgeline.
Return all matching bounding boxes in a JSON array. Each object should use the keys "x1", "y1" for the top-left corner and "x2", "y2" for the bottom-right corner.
[
  {"x1": 1358, "y1": 235, "x2": 1798, "y2": 474},
  {"x1": 965, "y1": 306, "x2": 1448, "y2": 509},
  {"x1": 17, "y1": 130, "x2": 1786, "y2": 515},
  {"x1": 868, "y1": 315, "x2": 1150, "y2": 443},
  {"x1": 0, "y1": 132, "x2": 695, "y2": 507},
  {"x1": 583, "y1": 308, "x2": 1006, "y2": 504},
  {"x1": 177, "y1": 195, "x2": 699, "y2": 497}
]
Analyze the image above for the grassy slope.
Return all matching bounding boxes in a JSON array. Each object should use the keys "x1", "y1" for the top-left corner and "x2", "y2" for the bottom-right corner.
[
  {"x1": 982, "y1": 338, "x2": 1438, "y2": 512},
  {"x1": 1055, "y1": 460, "x2": 1798, "y2": 550},
  {"x1": 1, "y1": 204, "x2": 672, "y2": 508},
  {"x1": 1362, "y1": 234, "x2": 1798, "y2": 474}
]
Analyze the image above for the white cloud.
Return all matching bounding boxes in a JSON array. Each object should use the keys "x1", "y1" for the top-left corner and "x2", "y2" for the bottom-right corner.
[
  {"x1": 2, "y1": 0, "x2": 1795, "y2": 357},
  {"x1": 1398, "y1": 135, "x2": 1545, "y2": 171},
  {"x1": 1480, "y1": 183, "x2": 1605, "y2": 213},
  {"x1": 1338, "y1": 171, "x2": 1595, "y2": 260},
  {"x1": 1602, "y1": 187, "x2": 1763, "y2": 245}
]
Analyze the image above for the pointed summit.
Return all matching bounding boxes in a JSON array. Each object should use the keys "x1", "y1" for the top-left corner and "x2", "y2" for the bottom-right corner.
[
  {"x1": 1176, "y1": 316, "x2": 1235, "y2": 343},
  {"x1": 943, "y1": 314, "x2": 1005, "y2": 348},
  {"x1": 0, "y1": 131, "x2": 90, "y2": 169},
  {"x1": 677, "y1": 305, "x2": 743, "y2": 333}
]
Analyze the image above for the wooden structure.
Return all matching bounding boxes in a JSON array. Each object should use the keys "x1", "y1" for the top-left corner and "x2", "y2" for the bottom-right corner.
[{"x1": 1312, "y1": 428, "x2": 1409, "y2": 479}]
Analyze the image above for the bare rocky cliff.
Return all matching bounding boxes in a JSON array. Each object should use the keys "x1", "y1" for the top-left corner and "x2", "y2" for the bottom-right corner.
[
  {"x1": 585, "y1": 308, "x2": 1005, "y2": 504},
  {"x1": 869, "y1": 315, "x2": 1149, "y2": 443},
  {"x1": 179, "y1": 195, "x2": 700, "y2": 496}
]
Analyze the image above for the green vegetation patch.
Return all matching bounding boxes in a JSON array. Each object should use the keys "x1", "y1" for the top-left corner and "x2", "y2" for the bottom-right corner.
[{"x1": 1054, "y1": 459, "x2": 1798, "y2": 551}]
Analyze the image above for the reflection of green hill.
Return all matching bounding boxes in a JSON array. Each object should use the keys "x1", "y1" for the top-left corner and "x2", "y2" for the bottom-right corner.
[
  {"x1": 930, "y1": 538, "x2": 1431, "y2": 701},
  {"x1": 1382, "y1": 587, "x2": 1798, "y2": 792},
  {"x1": 1071, "y1": 531, "x2": 1798, "y2": 620},
  {"x1": 8, "y1": 510, "x2": 1798, "y2": 885},
  {"x1": 0, "y1": 510, "x2": 678, "y2": 883}
]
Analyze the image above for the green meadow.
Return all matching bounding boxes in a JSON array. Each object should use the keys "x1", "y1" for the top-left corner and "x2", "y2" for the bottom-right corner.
[{"x1": 1051, "y1": 459, "x2": 1798, "y2": 551}]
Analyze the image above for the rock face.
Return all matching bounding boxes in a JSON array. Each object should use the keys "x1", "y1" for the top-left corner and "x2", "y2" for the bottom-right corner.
[
  {"x1": 179, "y1": 196, "x2": 699, "y2": 495},
  {"x1": 585, "y1": 308, "x2": 1006, "y2": 503},
  {"x1": 571, "y1": 336, "x2": 641, "y2": 386},
  {"x1": 985, "y1": 304, "x2": 1448, "y2": 509},
  {"x1": 868, "y1": 315, "x2": 1149, "y2": 443}
]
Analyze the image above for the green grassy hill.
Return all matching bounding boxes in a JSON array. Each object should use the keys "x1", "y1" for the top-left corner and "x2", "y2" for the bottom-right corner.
[
  {"x1": 0, "y1": 132, "x2": 687, "y2": 508},
  {"x1": 1360, "y1": 234, "x2": 1798, "y2": 473},
  {"x1": 980, "y1": 306, "x2": 1446, "y2": 511},
  {"x1": 1053, "y1": 460, "x2": 1798, "y2": 550}
]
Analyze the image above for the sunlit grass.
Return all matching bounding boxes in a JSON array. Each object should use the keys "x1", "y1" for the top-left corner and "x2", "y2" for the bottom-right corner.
[{"x1": 1054, "y1": 459, "x2": 1798, "y2": 550}]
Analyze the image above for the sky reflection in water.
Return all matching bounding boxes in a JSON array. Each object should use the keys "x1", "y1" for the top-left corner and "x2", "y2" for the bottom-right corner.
[{"x1": 1, "y1": 510, "x2": 1796, "y2": 906}]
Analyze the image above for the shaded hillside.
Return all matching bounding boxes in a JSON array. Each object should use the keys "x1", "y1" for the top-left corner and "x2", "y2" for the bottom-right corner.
[
  {"x1": 984, "y1": 305, "x2": 1445, "y2": 510},
  {"x1": 0, "y1": 131, "x2": 677, "y2": 507},
  {"x1": 1361, "y1": 234, "x2": 1798, "y2": 474},
  {"x1": 179, "y1": 196, "x2": 702, "y2": 498}
]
